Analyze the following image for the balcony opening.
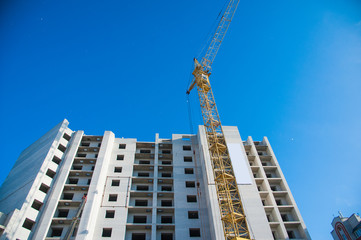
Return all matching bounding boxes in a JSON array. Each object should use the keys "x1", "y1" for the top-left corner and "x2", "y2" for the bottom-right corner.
[
  {"x1": 133, "y1": 216, "x2": 147, "y2": 223},
  {"x1": 281, "y1": 214, "x2": 289, "y2": 221}
]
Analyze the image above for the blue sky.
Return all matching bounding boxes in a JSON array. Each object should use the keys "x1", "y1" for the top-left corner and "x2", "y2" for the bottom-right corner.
[{"x1": 1, "y1": 0, "x2": 360, "y2": 239}]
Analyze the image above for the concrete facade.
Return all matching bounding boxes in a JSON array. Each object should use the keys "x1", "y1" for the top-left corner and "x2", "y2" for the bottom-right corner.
[{"x1": 0, "y1": 120, "x2": 310, "y2": 240}]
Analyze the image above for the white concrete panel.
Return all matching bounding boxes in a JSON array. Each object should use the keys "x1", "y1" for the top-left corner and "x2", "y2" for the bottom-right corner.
[{"x1": 227, "y1": 143, "x2": 252, "y2": 185}]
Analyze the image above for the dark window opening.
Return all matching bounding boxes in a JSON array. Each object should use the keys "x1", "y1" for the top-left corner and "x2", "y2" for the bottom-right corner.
[
  {"x1": 91, "y1": 166, "x2": 95, "y2": 170},
  {"x1": 184, "y1": 156, "x2": 192, "y2": 162},
  {"x1": 183, "y1": 146, "x2": 191, "y2": 151},
  {"x1": 187, "y1": 195, "x2": 197, "y2": 203},
  {"x1": 52, "y1": 156, "x2": 61, "y2": 165},
  {"x1": 63, "y1": 193, "x2": 74, "y2": 200},
  {"x1": 188, "y1": 211, "x2": 199, "y2": 219},
  {"x1": 46, "y1": 169, "x2": 56, "y2": 179},
  {"x1": 39, "y1": 183, "x2": 50, "y2": 194},
  {"x1": 31, "y1": 200, "x2": 43, "y2": 211},
  {"x1": 266, "y1": 173, "x2": 272, "y2": 178},
  {"x1": 69, "y1": 178, "x2": 78, "y2": 184},
  {"x1": 77, "y1": 153, "x2": 86, "y2": 157},
  {"x1": 102, "y1": 228, "x2": 112, "y2": 237},
  {"x1": 161, "y1": 173, "x2": 171, "y2": 178},
  {"x1": 189, "y1": 228, "x2": 201, "y2": 237},
  {"x1": 136, "y1": 185, "x2": 149, "y2": 191},
  {"x1": 57, "y1": 209, "x2": 69, "y2": 218},
  {"x1": 139, "y1": 160, "x2": 150, "y2": 164},
  {"x1": 162, "y1": 150, "x2": 171, "y2": 154},
  {"x1": 58, "y1": 144, "x2": 66, "y2": 153},
  {"x1": 161, "y1": 186, "x2": 172, "y2": 191},
  {"x1": 162, "y1": 161, "x2": 171, "y2": 165},
  {"x1": 51, "y1": 228, "x2": 63, "y2": 237},
  {"x1": 105, "y1": 210, "x2": 115, "y2": 218},
  {"x1": 185, "y1": 168, "x2": 194, "y2": 174},
  {"x1": 287, "y1": 231, "x2": 296, "y2": 239},
  {"x1": 112, "y1": 180, "x2": 120, "y2": 186},
  {"x1": 161, "y1": 216, "x2": 173, "y2": 223},
  {"x1": 119, "y1": 144, "x2": 126, "y2": 149},
  {"x1": 63, "y1": 133, "x2": 71, "y2": 141},
  {"x1": 138, "y1": 172, "x2": 149, "y2": 177},
  {"x1": 114, "y1": 167, "x2": 122, "y2": 173},
  {"x1": 87, "y1": 179, "x2": 91, "y2": 185},
  {"x1": 270, "y1": 186, "x2": 277, "y2": 191},
  {"x1": 161, "y1": 233, "x2": 173, "y2": 240},
  {"x1": 117, "y1": 155, "x2": 124, "y2": 160},
  {"x1": 108, "y1": 194, "x2": 118, "y2": 202},
  {"x1": 132, "y1": 233, "x2": 146, "y2": 240},
  {"x1": 281, "y1": 214, "x2": 289, "y2": 221},
  {"x1": 135, "y1": 200, "x2": 148, "y2": 206},
  {"x1": 133, "y1": 216, "x2": 147, "y2": 223},
  {"x1": 161, "y1": 200, "x2": 172, "y2": 207},
  {"x1": 186, "y1": 181, "x2": 195, "y2": 188},
  {"x1": 140, "y1": 149, "x2": 151, "y2": 154},
  {"x1": 73, "y1": 165, "x2": 82, "y2": 170},
  {"x1": 275, "y1": 200, "x2": 282, "y2": 205},
  {"x1": 22, "y1": 218, "x2": 35, "y2": 230}
]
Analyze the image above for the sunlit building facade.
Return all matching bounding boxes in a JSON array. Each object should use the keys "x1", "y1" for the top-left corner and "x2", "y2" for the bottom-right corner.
[{"x1": 0, "y1": 119, "x2": 310, "y2": 240}]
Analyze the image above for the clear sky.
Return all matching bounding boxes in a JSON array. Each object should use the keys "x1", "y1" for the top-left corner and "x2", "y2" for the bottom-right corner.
[{"x1": 1, "y1": 0, "x2": 360, "y2": 239}]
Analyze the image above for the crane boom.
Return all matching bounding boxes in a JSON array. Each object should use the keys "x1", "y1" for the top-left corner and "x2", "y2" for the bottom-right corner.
[{"x1": 187, "y1": 1, "x2": 251, "y2": 240}]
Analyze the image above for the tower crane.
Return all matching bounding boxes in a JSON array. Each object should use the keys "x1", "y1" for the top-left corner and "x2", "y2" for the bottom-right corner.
[{"x1": 186, "y1": 1, "x2": 251, "y2": 239}]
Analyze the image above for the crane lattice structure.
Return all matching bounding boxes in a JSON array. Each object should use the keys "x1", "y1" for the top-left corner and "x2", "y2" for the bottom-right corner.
[{"x1": 187, "y1": 1, "x2": 251, "y2": 239}]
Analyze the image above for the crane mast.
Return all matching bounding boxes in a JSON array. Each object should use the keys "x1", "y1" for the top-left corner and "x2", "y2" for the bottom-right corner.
[{"x1": 187, "y1": 1, "x2": 251, "y2": 240}]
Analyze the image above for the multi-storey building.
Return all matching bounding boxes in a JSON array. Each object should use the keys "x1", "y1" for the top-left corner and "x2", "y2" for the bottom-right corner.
[
  {"x1": 0, "y1": 119, "x2": 311, "y2": 240},
  {"x1": 331, "y1": 213, "x2": 361, "y2": 240}
]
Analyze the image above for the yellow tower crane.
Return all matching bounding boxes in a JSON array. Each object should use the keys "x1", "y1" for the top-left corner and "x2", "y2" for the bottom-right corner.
[{"x1": 186, "y1": 1, "x2": 251, "y2": 240}]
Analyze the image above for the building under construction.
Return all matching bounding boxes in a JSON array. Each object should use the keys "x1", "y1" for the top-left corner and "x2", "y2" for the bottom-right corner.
[{"x1": 0, "y1": 119, "x2": 310, "y2": 240}]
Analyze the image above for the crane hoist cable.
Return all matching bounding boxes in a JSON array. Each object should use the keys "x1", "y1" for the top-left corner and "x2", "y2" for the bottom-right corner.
[{"x1": 186, "y1": 0, "x2": 251, "y2": 239}]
